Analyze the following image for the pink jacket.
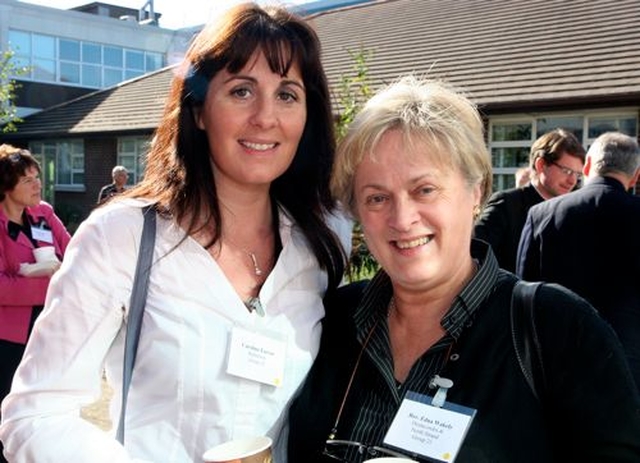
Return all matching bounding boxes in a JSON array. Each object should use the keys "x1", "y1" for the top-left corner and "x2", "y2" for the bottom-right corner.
[{"x1": 0, "y1": 202, "x2": 71, "y2": 344}]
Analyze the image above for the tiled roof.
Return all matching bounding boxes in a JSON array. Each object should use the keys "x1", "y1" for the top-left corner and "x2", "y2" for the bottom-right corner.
[
  {"x1": 7, "y1": 0, "x2": 640, "y2": 137},
  {"x1": 311, "y1": 0, "x2": 640, "y2": 109},
  {"x1": 6, "y1": 68, "x2": 173, "y2": 138}
]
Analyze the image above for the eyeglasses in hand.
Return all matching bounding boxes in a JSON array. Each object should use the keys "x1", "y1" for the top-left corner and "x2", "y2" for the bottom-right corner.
[{"x1": 323, "y1": 439, "x2": 414, "y2": 462}]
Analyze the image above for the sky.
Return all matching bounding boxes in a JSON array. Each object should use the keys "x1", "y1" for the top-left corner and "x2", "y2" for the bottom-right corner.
[{"x1": 19, "y1": 0, "x2": 315, "y2": 30}]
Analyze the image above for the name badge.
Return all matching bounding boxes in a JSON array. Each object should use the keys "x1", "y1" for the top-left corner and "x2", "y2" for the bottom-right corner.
[
  {"x1": 31, "y1": 226, "x2": 53, "y2": 243},
  {"x1": 384, "y1": 390, "x2": 476, "y2": 462},
  {"x1": 226, "y1": 327, "x2": 286, "y2": 387}
]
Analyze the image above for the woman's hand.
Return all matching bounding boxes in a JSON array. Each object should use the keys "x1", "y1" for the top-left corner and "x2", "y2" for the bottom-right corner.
[{"x1": 18, "y1": 260, "x2": 61, "y2": 277}]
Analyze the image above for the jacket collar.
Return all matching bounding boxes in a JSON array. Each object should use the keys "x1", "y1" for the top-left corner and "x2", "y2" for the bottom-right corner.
[{"x1": 584, "y1": 175, "x2": 626, "y2": 191}]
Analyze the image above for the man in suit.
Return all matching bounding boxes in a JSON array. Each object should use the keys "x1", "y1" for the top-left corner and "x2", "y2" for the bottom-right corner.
[
  {"x1": 517, "y1": 131, "x2": 640, "y2": 389},
  {"x1": 474, "y1": 128, "x2": 585, "y2": 272}
]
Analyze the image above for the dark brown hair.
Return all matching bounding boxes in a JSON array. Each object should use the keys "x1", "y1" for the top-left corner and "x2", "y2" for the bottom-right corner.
[
  {"x1": 126, "y1": 3, "x2": 345, "y2": 287},
  {"x1": 0, "y1": 144, "x2": 41, "y2": 202},
  {"x1": 529, "y1": 128, "x2": 586, "y2": 167}
]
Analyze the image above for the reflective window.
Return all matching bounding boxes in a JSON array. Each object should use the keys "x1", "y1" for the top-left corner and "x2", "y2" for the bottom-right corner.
[
  {"x1": 536, "y1": 116, "x2": 583, "y2": 140},
  {"x1": 33, "y1": 58, "x2": 55, "y2": 81},
  {"x1": 82, "y1": 64, "x2": 101, "y2": 87},
  {"x1": 124, "y1": 69, "x2": 144, "y2": 80},
  {"x1": 29, "y1": 140, "x2": 85, "y2": 188},
  {"x1": 8, "y1": 29, "x2": 165, "y2": 88},
  {"x1": 492, "y1": 123, "x2": 531, "y2": 142},
  {"x1": 60, "y1": 62, "x2": 80, "y2": 83},
  {"x1": 8, "y1": 30, "x2": 30, "y2": 54},
  {"x1": 60, "y1": 39, "x2": 80, "y2": 61},
  {"x1": 125, "y1": 50, "x2": 144, "y2": 70},
  {"x1": 104, "y1": 68, "x2": 123, "y2": 87},
  {"x1": 33, "y1": 34, "x2": 55, "y2": 59},
  {"x1": 104, "y1": 46, "x2": 123, "y2": 67},
  {"x1": 146, "y1": 53, "x2": 163, "y2": 71},
  {"x1": 118, "y1": 137, "x2": 149, "y2": 184},
  {"x1": 82, "y1": 42, "x2": 101, "y2": 64},
  {"x1": 490, "y1": 113, "x2": 638, "y2": 192},
  {"x1": 588, "y1": 117, "x2": 637, "y2": 139}
]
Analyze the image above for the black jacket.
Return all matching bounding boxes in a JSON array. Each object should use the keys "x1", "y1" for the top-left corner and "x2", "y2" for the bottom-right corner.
[
  {"x1": 474, "y1": 184, "x2": 544, "y2": 272},
  {"x1": 517, "y1": 176, "x2": 640, "y2": 388},
  {"x1": 288, "y1": 268, "x2": 640, "y2": 462}
]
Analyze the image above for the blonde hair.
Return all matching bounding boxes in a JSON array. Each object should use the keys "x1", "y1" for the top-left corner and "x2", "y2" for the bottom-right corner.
[{"x1": 331, "y1": 76, "x2": 492, "y2": 216}]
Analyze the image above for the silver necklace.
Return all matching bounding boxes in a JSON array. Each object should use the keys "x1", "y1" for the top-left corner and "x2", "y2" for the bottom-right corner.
[
  {"x1": 224, "y1": 239, "x2": 265, "y2": 276},
  {"x1": 247, "y1": 251, "x2": 262, "y2": 276}
]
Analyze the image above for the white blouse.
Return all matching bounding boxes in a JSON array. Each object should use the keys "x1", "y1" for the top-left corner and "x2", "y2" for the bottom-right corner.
[{"x1": 0, "y1": 199, "x2": 352, "y2": 463}]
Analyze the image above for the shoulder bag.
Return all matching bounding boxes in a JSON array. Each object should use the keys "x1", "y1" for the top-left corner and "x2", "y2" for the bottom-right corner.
[
  {"x1": 510, "y1": 280, "x2": 546, "y2": 401},
  {"x1": 115, "y1": 205, "x2": 156, "y2": 444}
]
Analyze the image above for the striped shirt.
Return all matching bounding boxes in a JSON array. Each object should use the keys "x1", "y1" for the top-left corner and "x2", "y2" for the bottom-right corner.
[{"x1": 333, "y1": 239, "x2": 500, "y2": 461}]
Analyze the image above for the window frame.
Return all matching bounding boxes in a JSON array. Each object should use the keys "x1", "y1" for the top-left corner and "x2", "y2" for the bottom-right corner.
[{"x1": 488, "y1": 109, "x2": 639, "y2": 192}]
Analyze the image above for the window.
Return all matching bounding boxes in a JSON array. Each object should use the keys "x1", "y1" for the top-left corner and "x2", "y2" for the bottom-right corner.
[
  {"x1": 489, "y1": 111, "x2": 638, "y2": 192},
  {"x1": 104, "y1": 46, "x2": 123, "y2": 67},
  {"x1": 8, "y1": 29, "x2": 165, "y2": 89},
  {"x1": 29, "y1": 140, "x2": 85, "y2": 190},
  {"x1": 118, "y1": 137, "x2": 150, "y2": 184},
  {"x1": 82, "y1": 64, "x2": 101, "y2": 87},
  {"x1": 490, "y1": 122, "x2": 532, "y2": 190}
]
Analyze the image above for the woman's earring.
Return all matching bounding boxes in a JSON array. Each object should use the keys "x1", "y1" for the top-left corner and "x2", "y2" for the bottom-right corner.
[{"x1": 473, "y1": 205, "x2": 481, "y2": 220}]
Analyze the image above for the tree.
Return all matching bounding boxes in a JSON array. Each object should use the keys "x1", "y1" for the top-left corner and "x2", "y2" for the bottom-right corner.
[
  {"x1": 334, "y1": 48, "x2": 379, "y2": 281},
  {"x1": 0, "y1": 49, "x2": 28, "y2": 133}
]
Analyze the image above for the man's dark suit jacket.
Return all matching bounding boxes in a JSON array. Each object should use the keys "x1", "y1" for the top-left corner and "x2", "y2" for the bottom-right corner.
[
  {"x1": 517, "y1": 176, "x2": 640, "y2": 389},
  {"x1": 473, "y1": 184, "x2": 544, "y2": 272}
]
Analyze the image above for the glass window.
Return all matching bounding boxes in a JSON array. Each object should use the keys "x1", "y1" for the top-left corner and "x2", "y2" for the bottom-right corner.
[
  {"x1": 124, "y1": 69, "x2": 144, "y2": 81},
  {"x1": 490, "y1": 113, "x2": 638, "y2": 193},
  {"x1": 491, "y1": 147, "x2": 530, "y2": 169},
  {"x1": 536, "y1": 116, "x2": 583, "y2": 141},
  {"x1": 492, "y1": 123, "x2": 531, "y2": 142},
  {"x1": 8, "y1": 30, "x2": 30, "y2": 54},
  {"x1": 33, "y1": 58, "x2": 56, "y2": 81},
  {"x1": 104, "y1": 68, "x2": 123, "y2": 87},
  {"x1": 82, "y1": 64, "x2": 101, "y2": 87},
  {"x1": 104, "y1": 46, "x2": 123, "y2": 67},
  {"x1": 8, "y1": 30, "x2": 166, "y2": 89},
  {"x1": 145, "y1": 52, "x2": 163, "y2": 71},
  {"x1": 118, "y1": 137, "x2": 149, "y2": 184},
  {"x1": 588, "y1": 117, "x2": 638, "y2": 138},
  {"x1": 31, "y1": 140, "x2": 84, "y2": 188},
  {"x1": 60, "y1": 39, "x2": 80, "y2": 61},
  {"x1": 490, "y1": 120, "x2": 535, "y2": 192},
  {"x1": 82, "y1": 42, "x2": 101, "y2": 64},
  {"x1": 60, "y1": 62, "x2": 80, "y2": 83},
  {"x1": 32, "y1": 34, "x2": 55, "y2": 59},
  {"x1": 125, "y1": 50, "x2": 144, "y2": 70}
]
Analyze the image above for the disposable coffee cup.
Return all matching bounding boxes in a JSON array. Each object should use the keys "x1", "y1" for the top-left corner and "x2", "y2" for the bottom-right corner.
[
  {"x1": 363, "y1": 458, "x2": 418, "y2": 462},
  {"x1": 33, "y1": 246, "x2": 57, "y2": 263},
  {"x1": 202, "y1": 436, "x2": 272, "y2": 463}
]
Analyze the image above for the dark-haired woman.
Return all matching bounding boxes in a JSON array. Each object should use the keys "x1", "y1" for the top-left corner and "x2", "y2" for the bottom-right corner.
[
  {"x1": 0, "y1": 3, "x2": 349, "y2": 462},
  {"x1": 0, "y1": 144, "x2": 70, "y2": 463}
]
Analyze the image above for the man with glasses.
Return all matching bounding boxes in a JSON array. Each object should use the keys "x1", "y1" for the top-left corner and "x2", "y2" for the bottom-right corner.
[
  {"x1": 474, "y1": 128, "x2": 585, "y2": 272},
  {"x1": 517, "y1": 131, "x2": 640, "y2": 390}
]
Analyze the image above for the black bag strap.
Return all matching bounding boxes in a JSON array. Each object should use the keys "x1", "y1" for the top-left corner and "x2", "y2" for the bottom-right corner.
[
  {"x1": 510, "y1": 280, "x2": 546, "y2": 401},
  {"x1": 116, "y1": 205, "x2": 156, "y2": 444}
]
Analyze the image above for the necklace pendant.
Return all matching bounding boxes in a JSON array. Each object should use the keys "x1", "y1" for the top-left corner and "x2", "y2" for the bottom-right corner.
[{"x1": 248, "y1": 252, "x2": 262, "y2": 276}]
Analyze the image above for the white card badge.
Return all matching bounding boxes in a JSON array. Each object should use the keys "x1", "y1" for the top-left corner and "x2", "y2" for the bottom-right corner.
[
  {"x1": 226, "y1": 327, "x2": 286, "y2": 387},
  {"x1": 31, "y1": 226, "x2": 53, "y2": 243},
  {"x1": 383, "y1": 390, "x2": 476, "y2": 462}
]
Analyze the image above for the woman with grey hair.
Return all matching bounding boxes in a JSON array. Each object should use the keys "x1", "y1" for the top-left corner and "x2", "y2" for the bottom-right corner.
[{"x1": 287, "y1": 76, "x2": 640, "y2": 462}]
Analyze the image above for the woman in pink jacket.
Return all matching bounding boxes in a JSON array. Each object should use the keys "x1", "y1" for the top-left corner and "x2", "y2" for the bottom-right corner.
[{"x1": 0, "y1": 144, "x2": 70, "y2": 461}]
